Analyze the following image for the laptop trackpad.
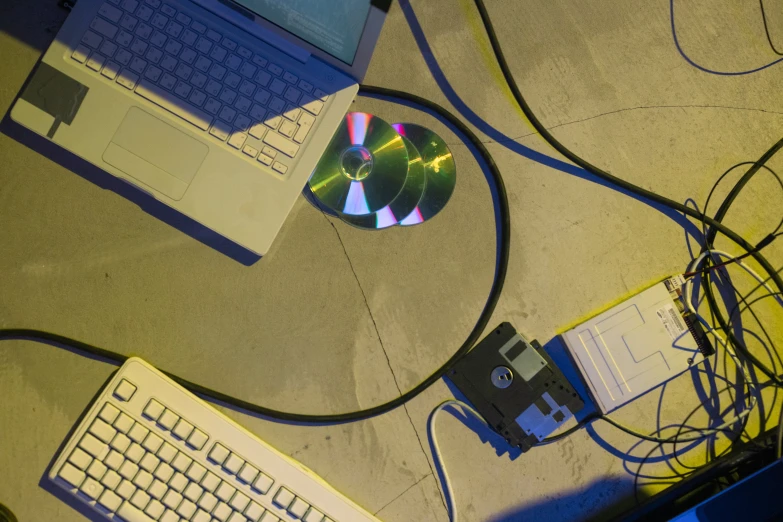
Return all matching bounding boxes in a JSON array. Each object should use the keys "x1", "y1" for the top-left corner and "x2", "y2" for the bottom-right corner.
[{"x1": 103, "y1": 107, "x2": 208, "y2": 200}]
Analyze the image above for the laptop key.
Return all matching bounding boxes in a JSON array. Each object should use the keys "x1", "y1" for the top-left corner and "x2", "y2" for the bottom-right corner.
[
  {"x1": 257, "y1": 153, "x2": 273, "y2": 166},
  {"x1": 146, "y1": 47, "x2": 162, "y2": 63},
  {"x1": 282, "y1": 71, "x2": 298, "y2": 84},
  {"x1": 174, "y1": 82, "x2": 192, "y2": 99},
  {"x1": 82, "y1": 31, "x2": 103, "y2": 49},
  {"x1": 227, "y1": 132, "x2": 246, "y2": 150},
  {"x1": 225, "y1": 54, "x2": 241, "y2": 71},
  {"x1": 72, "y1": 45, "x2": 91, "y2": 63},
  {"x1": 150, "y1": 30, "x2": 167, "y2": 47},
  {"x1": 206, "y1": 29, "x2": 222, "y2": 42},
  {"x1": 130, "y1": 39, "x2": 148, "y2": 55},
  {"x1": 204, "y1": 80, "x2": 221, "y2": 96},
  {"x1": 121, "y1": 0, "x2": 139, "y2": 13},
  {"x1": 164, "y1": 39, "x2": 183, "y2": 56},
  {"x1": 263, "y1": 132, "x2": 299, "y2": 158},
  {"x1": 87, "y1": 53, "x2": 107, "y2": 72},
  {"x1": 234, "y1": 114, "x2": 251, "y2": 131},
  {"x1": 204, "y1": 98, "x2": 221, "y2": 115},
  {"x1": 91, "y1": 17, "x2": 119, "y2": 39},
  {"x1": 161, "y1": 4, "x2": 176, "y2": 16},
  {"x1": 116, "y1": 30, "x2": 133, "y2": 47},
  {"x1": 181, "y1": 29, "x2": 197, "y2": 47},
  {"x1": 237, "y1": 46, "x2": 252, "y2": 60},
  {"x1": 159, "y1": 73, "x2": 177, "y2": 90},
  {"x1": 102, "y1": 61, "x2": 121, "y2": 80},
  {"x1": 269, "y1": 79, "x2": 286, "y2": 95},
  {"x1": 293, "y1": 124, "x2": 310, "y2": 144},
  {"x1": 117, "y1": 69, "x2": 139, "y2": 89},
  {"x1": 120, "y1": 14, "x2": 138, "y2": 31},
  {"x1": 209, "y1": 121, "x2": 230, "y2": 141},
  {"x1": 99, "y1": 3, "x2": 123, "y2": 23},
  {"x1": 150, "y1": 13, "x2": 168, "y2": 30},
  {"x1": 136, "y1": 79, "x2": 213, "y2": 131},
  {"x1": 278, "y1": 120, "x2": 296, "y2": 139},
  {"x1": 191, "y1": 20, "x2": 206, "y2": 34},
  {"x1": 267, "y1": 63, "x2": 283, "y2": 76},
  {"x1": 144, "y1": 66, "x2": 162, "y2": 81},
  {"x1": 180, "y1": 48, "x2": 197, "y2": 64},
  {"x1": 136, "y1": 4, "x2": 153, "y2": 21},
  {"x1": 135, "y1": 23, "x2": 152, "y2": 39},
  {"x1": 194, "y1": 55, "x2": 212, "y2": 72},
  {"x1": 190, "y1": 72, "x2": 207, "y2": 88},
  {"x1": 189, "y1": 90, "x2": 207, "y2": 107},
  {"x1": 268, "y1": 97, "x2": 285, "y2": 114},
  {"x1": 100, "y1": 40, "x2": 118, "y2": 57}
]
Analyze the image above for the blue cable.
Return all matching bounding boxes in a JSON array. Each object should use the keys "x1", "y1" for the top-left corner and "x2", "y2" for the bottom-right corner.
[{"x1": 670, "y1": 0, "x2": 783, "y2": 75}]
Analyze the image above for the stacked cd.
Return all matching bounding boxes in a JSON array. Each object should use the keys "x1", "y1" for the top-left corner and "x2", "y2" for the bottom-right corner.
[{"x1": 308, "y1": 113, "x2": 456, "y2": 230}]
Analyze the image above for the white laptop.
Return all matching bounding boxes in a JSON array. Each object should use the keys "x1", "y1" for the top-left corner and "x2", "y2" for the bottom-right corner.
[{"x1": 11, "y1": 0, "x2": 390, "y2": 255}]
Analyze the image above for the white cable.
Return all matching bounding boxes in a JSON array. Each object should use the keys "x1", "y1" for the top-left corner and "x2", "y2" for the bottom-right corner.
[{"x1": 427, "y1": 400, "x2": 488, "y2": 522}]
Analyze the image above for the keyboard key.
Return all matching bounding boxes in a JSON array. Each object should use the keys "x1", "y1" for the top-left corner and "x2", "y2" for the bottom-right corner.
[
  {"x1": 117, "y1": 502, "x2": 154, "y2": 522},
  {"x1": 299, "y1": 111, "x2": 315, "y2": 129},
  {"x1": 101, "y1": 60, "x2": 121, "y2": 80},
  {"x1": 131, "y1": 489, "x2": 151, "y2": 510},
  {"x1": 142, "y1": 432, "x2": 163, "y2": 453},
  {"x1": 158, "y1": 409, "x2": 179, "y2": 430},
  {"x1": 161, "y1": 4, "x2": 176, "y2": 16},
  {"x1": 151, "y1": 13, "x2": 168, "y2": 30},
  {"x1": 289, "y1": 498, "x2": 310, "y2": 518},
  {"x1": 225, "y1": 72, "x2": 242, "y2": 88},
  {"x1": 269, "y1": 79, "x2": 286, "y2": 95},
  {"x1": 126, "y1": 443, "x2": 145, "y2": 463},
  {"x1": 120, "y1": 13, "x2": 139, "y2": 31},
  {"x1": 99, "y1": 3, "x2": 123, "y2": 22},
  {"x1": 204, "y1": 97, "x2": 221, "y2": 115},
  {"x1": 245, "y1": 502, "x2": 265, "y2": 522},
  {"x1": 86, "y1": 53, "x2": 107, "y2": 71},
  {"x1": 185, "y1": 461, "x2": 206, "y2": 483},
  {"x1": 219, "y1": 89, "x2": 237, "y2": 105},
  {"x1": 223, "y1": 453, "x2": 244, "y2": 474},
  {"x1": 153, "y1": 462, "x2": 174, "y2": 482},
  {"x1": 116, "y1": 479, "x2": 136, "y2": 499},
  {"x1": 252, "y1": 54, "x2": 268, "y2": 68},
  {"x1": 175, "y1": 63, "x2": 193, "y2": 80},
  {"x1": 183, "y1": 482, "x2": 203, "y2": 502},
  {"x1": 235, "y1": 96, "x2": 251, "y2": 113},
  {"x1": 222, "y1": 37, "x2": 237, "y2": 51},
  {"x1": 142, "y1": 399, "x2": 164, "y2": 421},
  {"x1": 195, "y1": 55, "x2": 212, "y2": 72},
  {"x1": 68, "y1": 448, "x2": 93, "y2": 470},
  {"x1": 218, "y1": 106, "x2": 237, "y2": 123},
  {"x1": 190, "y1": 71, "x2": 208, "y2": 88},
  {"x1": 195, "y1": 37, "x2": 212, "y2": 54},
  {"x1": 283, "y1": 106, "x2": 301, "y2": 121},
  {"x1": 160, "y1": 509, "x2": 180, "y2": 522},
  {"x1": 293, "y1": 124, "x2": 310, "y2": 144},
  {"x1": 176, "y1": 12, "x2": 191, "y2": 25},
  {"x1": 225, "y1": 54, "x2": 242, "y2": 71},
  {"x1": 128, "y1": 423, "x2": 149, "y2": 444},
  {"x1": 140, "y1": 452, "x2": 160, "y2": 472},
  {"x1": 209, "y1": 121, "x2": 231, "y2": 141},
  {"x1": 313, "y1": 88, "x2": 329, "y2": 101},
  {"x1": 130, "y1": 38, "x2": 148, "y2": 55},
  {"x1": 242, "y1": 145, "x2": 259, "y2": 158},
  {"x1": 136, "y1": 22, "x2": 153, "y2": 39},
  {"x1": 100, "y1": 39, "x2": 119, "y2": 57},
  {"x1": 101, "y1": 469, "x2": 122, "y2": 489},
  {"x1": 111, "y1": 432, "x2": 132, "y2": 453},
  {"x1": 213, "y1": 502, "x2": 232, "y2": 522},
  {"x1": 113, "y1": 413, "x2": 134, "y2": 434},
  {"x1": 150, "y1": 30, "x2": 167, "y2": 47},
  {"x1": 206, "y1": 29, "x2": 222, "y2": 42},
  {"x1": 209, "y1": 64, "x2": 227, "y2": 80},
  {"x1": 191, "y1": 20, "x2": 206, "y2": 34},
  {"x1": 129, "y1": 56, "x2": 147, "y2": 74},
  {"x1": 228, "y1": 132, "x2": 247, "y2": 150},
  {"x1": 268, "y1": 96, "x2": 285, "y2": 113},
  {"x1": 297, "y1": 80, "x2": 313, "y2": 93},
  {"x1": 229, "y1": 491, "x2": 250, "y2": 512},
  {"x1": 283, "y1": 86, "x2": 301, "y2": 104},
  {"x1": 252, "y1": 473, "x2": 273, "y2": 494},
  {"x1": 189, "y1": 90, "x2": 207, "y2": 107},
  {"x1": 180, "y1": 29, "x2": 197, "y2": 47},
  {"x1": 234, "y1": 114, "x2": 251, "y2": 131},
  {"x1": 273, "y1": 488, "x2": 294, "y2": 509},
  {"x1": 263, "y1": 145, "x2": 279, "y2": 159},
  {"x1": 210, "y1": 46, "x2": 228, "y2": 63},
  {"x1": 193, "y1": 510, "x2": 212, "y2": 522},
  {"x1": 136, "y1": 4, "x2": 153, "y2": 20},
  {"x1": 272, "y1": 162, "x2": 288, "y2": 175},
  {"x1": 105, "y1": 449, "x2": 124, "y2": 471},
  {"x1": 90, "y1": 418, "x2": 117, "y2": 443},
  {"x1": 159, "y1": 54, "x2": 177, "y2": 71},
  {"x1": 282, "y1": 71, "x2": 298, "y2": 84},
  {"x1": 116, "y1": 48, "x2": 133, "y2": 65},
  {"x1": 58, "y1": 463, "x2": 86, "y2": 488},
  {"x1": 82, "y1": 30, "x2": 103, "y2": 48},
  {"x1": 116, "y1": 30, "x2": 134, "y2": 47},
  {"x1": 143, "y1": 65, "x2": 162, "y2": 81},
  {"x1": 145, "y1": 499, "x2": 166, "y2": 519},
  {"x1": 249, "y1": 104, "x2": 266, "y2": 121},
  {"x1": 169, "y1": 472, "x2": 188, "y2": 493},
  {"x1": 148, "y1": 479, "x2": 167, "y2": 499},
  {"x1": 80, "y1": 477, "x2": 104, "y2": 500},
  {"x1": 162, "y1": 490, "x2": 183, "y2": 510},
  {"x1": 303, "y1": 508, "x2": 324, "y2": 522},
  {"x1": 279, "y1": 120, "x2": 296, "y2": 139},
  {"x1": 165, "y1": 21, "x2": 183, "y2": 38},
  {"x1": 180, "y1": 47, "x2": 197, "y2": 64},
  {"x1": 264, "y1": 114, "x2": 281, "y2": 130},
  {"x1": 133, "y1": 470, "x2": 153, "y2": 489},
  {"x1": 121, "y1": 0, "x2": 139, "y2": 12},
  {"x1": 177, "y1": 499, "x2": 197, "y2": 519},
  {"x1": 257, "y1": 154, "x2": 273, "y2": 166},
  {"x1": 98, "y1": 489, "x2": 123, "y2": 512},
  {"x1": 172, "y1": 452, "x2": 192, "y2": 472},
  {"x1": 253, "y1": 89, "x2": 270, "y2": 105},
  {"x1": 91, "y1": 16, "x2": 119, "y2": 39},
  {"x1": 137, "y1": 77, "x2": 213, "y2": 131},
  {"x1": 119, "y1": 460, "x2": 139, "y2": 480},
  {"x1": 157, "y1": 442, "x2": 178, "y2": 463},
  {"x1": 267, "y1": 63, "x2": 283, "y2": 76},
  {"x1": 81, "y1": 433, "x2": 110, "y2": 460},
  {"x1": 301, "y1": 95, "x2": 324, "y2": 116},
  {"x1": 146, "y1": 46, "x2": 163, "y2": 63},
  {"x1": 164, "y1": 39, "x2": 183, "y2": 56}
]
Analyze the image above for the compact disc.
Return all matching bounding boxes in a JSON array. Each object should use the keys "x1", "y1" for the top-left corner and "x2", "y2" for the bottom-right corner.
[
  {"x1": 309, "y1": 113, "x2": 409, "y2": 215},
  {"x1": 339, "y1": 136, "x2": 427, "y2": 230},
  {"x1": 391, "y1": 123, "x2": 456, "y2": 226}
]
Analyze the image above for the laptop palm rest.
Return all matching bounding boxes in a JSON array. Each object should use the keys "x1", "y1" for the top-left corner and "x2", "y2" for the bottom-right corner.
[{"x1": 103, "y1": 107, "x2": 208, "y2": 201}]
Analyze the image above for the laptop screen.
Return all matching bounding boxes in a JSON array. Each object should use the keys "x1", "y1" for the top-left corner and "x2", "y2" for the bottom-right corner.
[{"x1": 231, "y1": 0, "x2": 373, "y2": 65}]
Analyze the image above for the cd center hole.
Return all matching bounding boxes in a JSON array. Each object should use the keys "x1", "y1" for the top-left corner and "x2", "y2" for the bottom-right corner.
[{"x1": 341, "y1": 146, "x2": 373, "y2": 181}]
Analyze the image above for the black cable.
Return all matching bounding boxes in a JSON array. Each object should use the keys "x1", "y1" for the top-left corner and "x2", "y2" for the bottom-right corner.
[
  {"x1": 761, "y1": 0, "x2": 783, "y2": 56},
  {"x1": 0, "y1": 504, "x2": 16, "y2": 522},
  {"x1": 472, "y1": 0, "x2": 783, "y2": 386},
  {"x1": 0, "y1": 85, "x2": 511, "y2": 424}
]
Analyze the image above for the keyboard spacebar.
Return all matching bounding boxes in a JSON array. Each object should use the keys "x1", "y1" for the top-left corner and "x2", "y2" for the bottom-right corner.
[{"x1": 135, "y1": 80, "x2": 212, "y2": 131}]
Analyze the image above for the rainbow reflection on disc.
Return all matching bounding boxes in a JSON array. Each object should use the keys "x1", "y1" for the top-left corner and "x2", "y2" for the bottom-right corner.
[
  {"x1": 339, "y1": 136, "x2": 427, "y2": 230},
  {"x1": 391, "y1": 123, "x2": 456, "y2": 226},
  {"x1": 308, "y1": 113, "x2": 408, "y2": 215}
]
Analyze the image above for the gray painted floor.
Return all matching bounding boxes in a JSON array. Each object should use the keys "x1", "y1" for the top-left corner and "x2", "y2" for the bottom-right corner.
[{"x1": 2, "y1": 0, "x2": 783, "y2": 521}]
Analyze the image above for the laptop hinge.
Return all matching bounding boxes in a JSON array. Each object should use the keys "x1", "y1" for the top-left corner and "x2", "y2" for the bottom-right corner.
[{"x1": 188, "y1": 0, "x2": 310, "y2": 63}]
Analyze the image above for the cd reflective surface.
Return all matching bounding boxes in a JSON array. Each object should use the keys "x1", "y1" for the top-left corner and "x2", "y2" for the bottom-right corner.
[
  {"x1": 309, "y1": 113, "x2": 409, "y2": 215},
  {"x1": 392, "y1": 123, "x2": 456, "y2": 226},
  {"x1": 340, "y1": 136, "x2": 427, "y2": 230}
]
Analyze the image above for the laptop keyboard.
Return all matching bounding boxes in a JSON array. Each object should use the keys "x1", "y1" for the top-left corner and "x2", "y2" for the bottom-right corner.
[{"x1": 70, "y1": 0, "x2": 331, "y2": 176}]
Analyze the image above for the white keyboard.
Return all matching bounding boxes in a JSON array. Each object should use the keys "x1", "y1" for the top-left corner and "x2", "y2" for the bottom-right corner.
[
  {"x1": 48, "y1": 358, "x2": 380, "y2": 522},
  {"x1": 70, "y1": 0, "x2": 331, "y2": 176}
]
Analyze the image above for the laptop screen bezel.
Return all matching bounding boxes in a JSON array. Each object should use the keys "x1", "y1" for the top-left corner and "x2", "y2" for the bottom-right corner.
[{"x1": 218, "y1": 0, "x2": 389, "y2": 82}]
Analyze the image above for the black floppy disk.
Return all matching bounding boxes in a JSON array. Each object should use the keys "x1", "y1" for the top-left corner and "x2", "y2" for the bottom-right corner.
[{"x1": 447, "y1": 322, "x2": 584, "y2": 452}]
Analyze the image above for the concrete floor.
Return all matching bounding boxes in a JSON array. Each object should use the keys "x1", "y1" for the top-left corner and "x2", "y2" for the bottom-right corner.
[{"x1": 2, "y1": 0, "x2": 783, "y2": 520}]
